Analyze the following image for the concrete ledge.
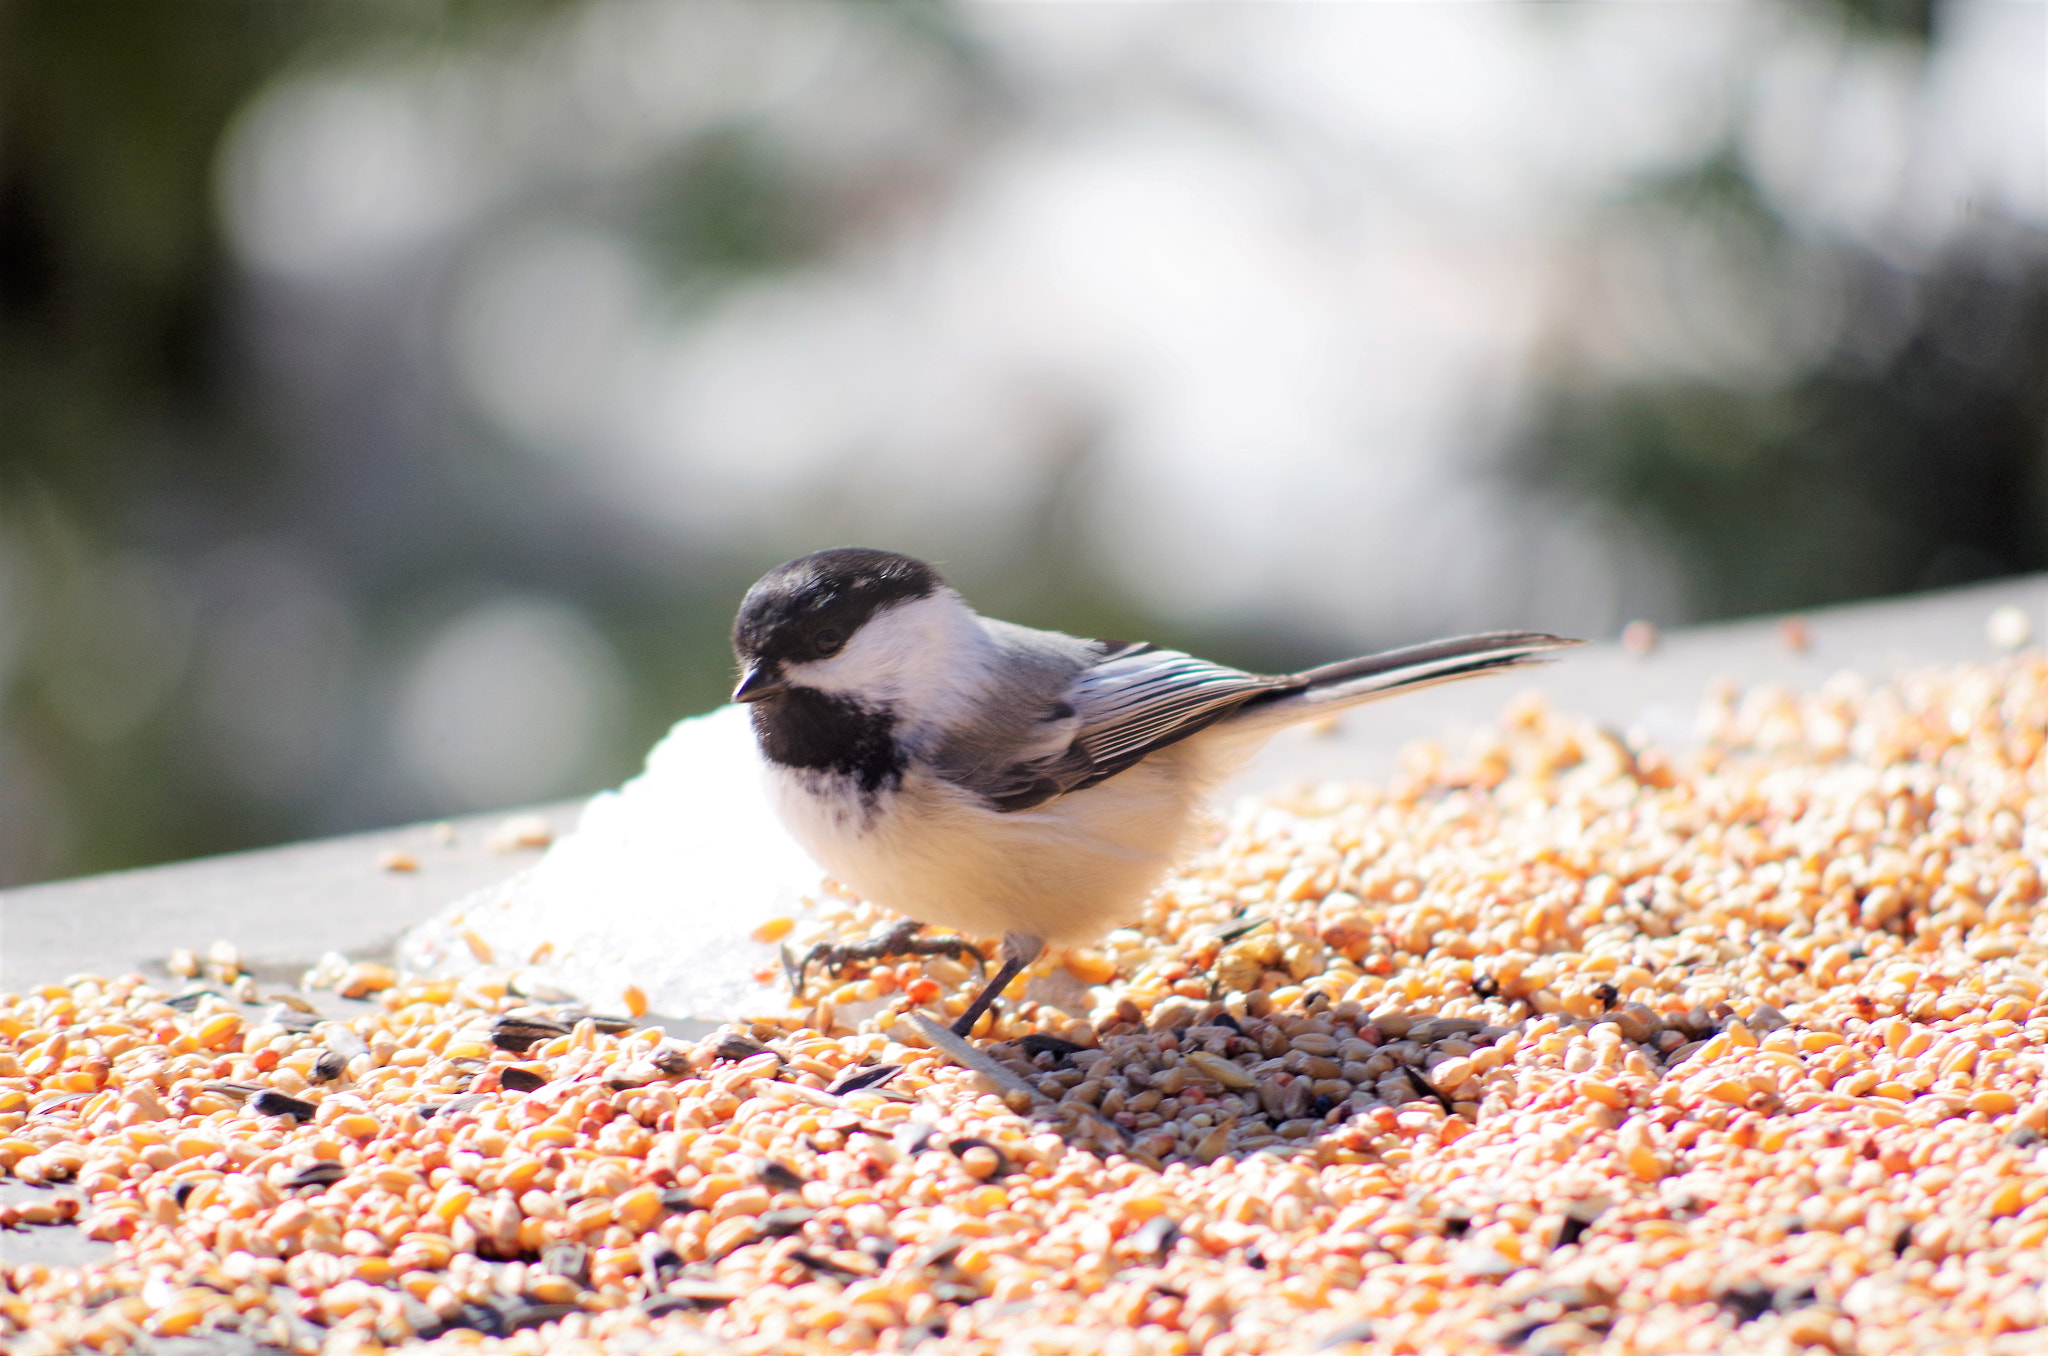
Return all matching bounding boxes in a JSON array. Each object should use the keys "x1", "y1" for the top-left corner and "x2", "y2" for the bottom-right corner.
[{"x1": 0, "y1": 804, "x2": 580, "y2": 996}]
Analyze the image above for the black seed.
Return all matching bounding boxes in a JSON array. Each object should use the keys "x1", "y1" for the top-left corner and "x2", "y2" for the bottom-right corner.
[
  {"x1": 202, "y1": 1082, "x2": 265, "y2": 1102},
  {"x1": 711, "y1": 1033, "x2": 770, "y2": 1062},
  {"x1": 1020, "y1": 1033, "x2": 1090, "y2": 1063},
  {"x1": 1773, "y1": 1283, "x2": 1818, "y2": 1312},
  {"x1": 165, "y1": 990, "x2": 219, "y2": 1012},
  {"x1": 904, "y1": 1316, "x2": 950, "y2": 1345},
  {"x1": 660, "y1": 1188, "x2": 701, "y2": 1214},
  {"x1": 640, "y1": 1295, "x2": 698, "y2": 1318},
  {"x1": 1471, "y1": 976, "x2": 1499, "y2": 1000},
  {"x1": 917, "y1": 1236, "x2": 970, "y2": 1270},
  {"x1": 29, "y1": 1092, "x2": 89, "y2": 1119},
  {"x1": 287, "y1": 1162, "x2": 347, "y2": 1190},
  {"x1": 490, "y1": 1015, "x2": 570, "y2": 1053},
  {"x1": 895, "y1": 1120, "x2": 940, "y2": 1156},
  {"x1": 642, "y1": 1244, "x2": 683, "y2": 1283},
  {"x1": 428, "y1": 1093, "x2": 488, "y2": 1121},
  {"x1": 827, "y1": 1064, "x2": 902, "y2": 1096},
  {"x1": 500, "y1": 1067, "x2": 547, "y2": 1092},
  {"x1": 790, "y1": 1250, "x2": 865, "y2": 1280},
  {"x1": 1556, "y1": 1203, "x2": 1604, "y2": 1248},
  {"x1": 751, "y1": 1158, "x2": 806, "y2": 1192},
  {"x1": 1717, "y1": 1282, "x2": 1773, "y2": 1325},
  {"x1": 1132, "y1": 1214, "x2": 1180, "y2": 1257},
  {"x1": 760, "y1": 1208, "x2": 816, "y2": 1238},
  {"x1": 651, "y1": 1046, "x2": 693, "y2": 1076},
  {"x1": 654, "y1": 1280, "x2": 739, "y2": 1308},
  {"x1": 173, "y1": 1181, "x2": 199, "y2": 1206},
  {"x1": 563, "y1": 1012, "x2": 636, "y2": 1034},
  {"x1": 1495, "y1": 1318, "x2": 1546, "y2": 1348},
  {"x1": 504, "y1": 1302, "x2": 581, "y2": 1332},
  {"x1": 266, "y1": 1007, "x2": 321, "y2": 1032},
  {"x1": 1214, "y1": 1012, "x2": 1244, "y2": 1035},
  {"x1": 947, "y1": 1137, "x2": 1012, "y2": 1178},
  {"x1": 252, "y1": 1090, "x2": 317, "y2": 1121},
  {"x1": 1246, "y1": 1248, "x2": 1268, "y2": 1270},
  {"x1": 1403, "y1": 1066, "x2": 1453, "y2": 1114},
  {"x1": 1442, "y1": 1215, "x2": 1471, "y2": 1239},
  {"x1": 1893, "y1": 1224, "x2": 1915, "y2": 1256},
  {"x1": 1593, "y1": 983, "x2": 1619, "y2": 1011},
  {"x1": 2004, "y1": 1125, "x2": 2043, "y2": 1149},
  {"x1": 312, "y1": 1051, "x2": 348, "y2": 1083}
]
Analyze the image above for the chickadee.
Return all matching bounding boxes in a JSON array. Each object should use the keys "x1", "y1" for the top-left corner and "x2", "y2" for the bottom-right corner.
[{"x1": 732, "y1": 548, "x2": 1576, "y2": 1038}]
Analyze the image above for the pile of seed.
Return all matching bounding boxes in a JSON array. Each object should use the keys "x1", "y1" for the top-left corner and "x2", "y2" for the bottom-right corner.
[{"x1": 7, "y1": 656, "x2": 2048, "y2": 1355}]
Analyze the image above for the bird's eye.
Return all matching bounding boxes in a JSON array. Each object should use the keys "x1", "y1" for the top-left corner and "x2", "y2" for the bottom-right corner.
[{"x1": 814, "y1": 628, "x2": 844, "y2": 655}]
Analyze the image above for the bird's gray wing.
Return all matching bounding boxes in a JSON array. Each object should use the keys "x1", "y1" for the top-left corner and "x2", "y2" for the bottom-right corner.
[{"x1": 967, "y1": 644, "x2": 1291, "y2": 812}]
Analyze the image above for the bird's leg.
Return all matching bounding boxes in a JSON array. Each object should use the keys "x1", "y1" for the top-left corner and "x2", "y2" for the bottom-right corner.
[
  {"x1": 949, "y1": 933, "x2": 1045, "y2": 1038},
  {"x1": 788, "y1": 919, "x2": 986, "y2": 998}
]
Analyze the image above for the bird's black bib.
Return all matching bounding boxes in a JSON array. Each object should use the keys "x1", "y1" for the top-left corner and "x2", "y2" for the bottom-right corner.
[{"x1": 752, "y1": 689, "x2": 905, "y2": 799}]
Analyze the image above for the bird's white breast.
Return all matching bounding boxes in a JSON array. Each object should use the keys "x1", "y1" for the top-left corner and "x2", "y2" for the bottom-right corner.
[{"x1": 764, "y1": 727, "x2": 1258, "y2": 947}]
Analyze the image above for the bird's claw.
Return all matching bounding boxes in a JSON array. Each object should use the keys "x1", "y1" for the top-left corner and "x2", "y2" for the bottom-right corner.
[{"x1": 786, "y1": 919, "x2": 987, "y2": 999}]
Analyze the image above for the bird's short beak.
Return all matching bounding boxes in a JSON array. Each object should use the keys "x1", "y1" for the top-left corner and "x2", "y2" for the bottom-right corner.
[{"x1": 732, "y1": 662, "x2": 788, "y2": 704}]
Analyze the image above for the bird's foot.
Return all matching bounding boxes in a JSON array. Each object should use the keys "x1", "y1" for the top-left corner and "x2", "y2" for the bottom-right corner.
[
  {"x1": 949, "y1": 933, "x2": 1046, "y2": 1039},
  {"x1": 784, "y1": 919, "x2": 986, "y2": 999}
]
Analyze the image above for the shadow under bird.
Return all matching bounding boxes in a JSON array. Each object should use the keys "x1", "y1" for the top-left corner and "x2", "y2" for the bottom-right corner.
[{"x1": 731, "y1": 548, "x2": 1578, "y2": 1039}]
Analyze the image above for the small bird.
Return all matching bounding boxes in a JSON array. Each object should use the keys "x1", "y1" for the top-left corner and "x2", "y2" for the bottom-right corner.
[{"x1": 732, "y1": 548, "x2": 1576, "y2": 1038}]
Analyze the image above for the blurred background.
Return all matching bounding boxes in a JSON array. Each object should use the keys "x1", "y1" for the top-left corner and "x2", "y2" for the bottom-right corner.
[{"x1": 1, "y1": 0, "x2": 2043, "y2": 885}]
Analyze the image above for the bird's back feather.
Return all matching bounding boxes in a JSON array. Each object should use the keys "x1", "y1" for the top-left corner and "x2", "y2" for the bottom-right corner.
[{"x1": 936, "y1": 626, "x2": 1576, "y2": 812}]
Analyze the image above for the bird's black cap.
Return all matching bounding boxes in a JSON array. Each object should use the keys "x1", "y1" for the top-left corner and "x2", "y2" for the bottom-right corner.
[{"x1": 732, "y1": 548, "x2": 944, "y2": 669}]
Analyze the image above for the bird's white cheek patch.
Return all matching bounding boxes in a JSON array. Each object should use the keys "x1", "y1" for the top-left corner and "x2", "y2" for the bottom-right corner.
[{"x1": 784, "y1": 593, "x2": 995, "y2": 730}]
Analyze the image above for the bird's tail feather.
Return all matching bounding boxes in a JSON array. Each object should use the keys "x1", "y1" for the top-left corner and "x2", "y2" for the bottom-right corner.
[{"x1": 1232, "y1": 631, "x2": 1580, "y2": 732}]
